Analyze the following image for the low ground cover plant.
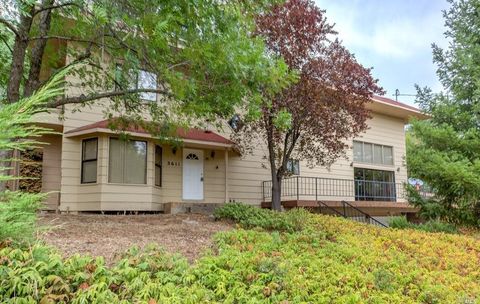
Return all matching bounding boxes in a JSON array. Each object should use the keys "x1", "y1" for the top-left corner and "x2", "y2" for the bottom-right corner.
[
  {"x1": 389, "y1": 216, "x2": 458, "y2": 234},
  {"x1": 213, "y1": 202, "x2": 309, "y2": 232},
  {"x1": 1, "y1": 206, "x2": 480, "y2": 303}
]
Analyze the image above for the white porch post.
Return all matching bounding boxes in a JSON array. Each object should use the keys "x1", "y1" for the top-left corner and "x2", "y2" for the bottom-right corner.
[{"x1": 224, "y1": 149, "x2": 229, "y2": 202}]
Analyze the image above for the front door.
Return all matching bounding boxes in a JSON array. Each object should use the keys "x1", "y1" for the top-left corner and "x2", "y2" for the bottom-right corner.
[{"x1": 182, "y1": 149, "x2": 204, "y2": 200}]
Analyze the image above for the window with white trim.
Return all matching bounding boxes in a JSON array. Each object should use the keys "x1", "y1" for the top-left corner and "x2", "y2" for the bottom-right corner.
[
  {"x1": 115, "y1": 65, "x2": 158, "y2": 101},
  {"x1": 353, "y1": 141, "x2": 393, "y2": 165}
]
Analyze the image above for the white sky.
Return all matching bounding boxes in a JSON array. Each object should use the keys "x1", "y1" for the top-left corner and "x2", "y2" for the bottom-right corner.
[{"x1": 315, "y1": 0, "x2": 450, "y2": 106}]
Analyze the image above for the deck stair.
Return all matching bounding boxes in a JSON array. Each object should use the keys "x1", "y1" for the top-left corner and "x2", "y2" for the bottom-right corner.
[{"x1": 317, "y1": 200, "x2": 388, "y2": 228}]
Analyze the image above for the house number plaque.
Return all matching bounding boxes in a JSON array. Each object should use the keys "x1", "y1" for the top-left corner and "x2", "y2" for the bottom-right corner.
[{"x1": 167, "y1": 161, "x2": 181, "y2": 167}]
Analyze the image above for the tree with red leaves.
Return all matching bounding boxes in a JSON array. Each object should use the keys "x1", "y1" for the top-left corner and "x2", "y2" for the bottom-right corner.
[{"x1": 234, "y1": 0, "x2": 383, "y2": 211}]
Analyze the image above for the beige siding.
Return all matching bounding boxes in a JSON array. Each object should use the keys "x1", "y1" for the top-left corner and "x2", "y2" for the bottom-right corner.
[
  {"x1": 54, "y1": 109, "x2": 408, "y2": 211},
  {"x1": 41, "y1": 134, "x2": 62, "y2": 210},
  {"x1": 43, "y1": 41, "x2": 411, "y2": 211},
  {"x1": 224, "y1": 112, "x2": 408, "y2": 204}
]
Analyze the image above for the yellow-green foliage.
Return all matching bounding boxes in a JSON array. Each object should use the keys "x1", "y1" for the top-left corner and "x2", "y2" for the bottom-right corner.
[{"x1": 1, "y1": 213, "x2": 480, "y2": 303}]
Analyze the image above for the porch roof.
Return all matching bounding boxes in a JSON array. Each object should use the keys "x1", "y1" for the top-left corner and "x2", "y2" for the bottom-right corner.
[{"x1": 64, "y1": 119, "x2": 234, "y2": 148}]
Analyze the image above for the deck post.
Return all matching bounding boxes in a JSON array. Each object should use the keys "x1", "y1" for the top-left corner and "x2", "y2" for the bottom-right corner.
[
  {"x1": 296, "y1": 176, "x2": 300, "y2": 202},
  {"x1": 315, "y1": 177, "x2": 318, "y2": 202}
]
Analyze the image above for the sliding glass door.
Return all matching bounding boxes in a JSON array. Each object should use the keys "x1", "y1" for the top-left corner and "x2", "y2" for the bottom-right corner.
[{"x1": 354, "y1": 168, "x2": 396, "y2": 201}]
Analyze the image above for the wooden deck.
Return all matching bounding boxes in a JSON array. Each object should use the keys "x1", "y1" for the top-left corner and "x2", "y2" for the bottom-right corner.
[{"x1": 261, "y1": 200, "x2": 418, "y2": 216}]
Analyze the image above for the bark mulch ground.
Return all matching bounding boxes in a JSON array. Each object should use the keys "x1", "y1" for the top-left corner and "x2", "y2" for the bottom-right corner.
[{"x1": 37, "y1": 213, "x2": 232, "y2": 264}]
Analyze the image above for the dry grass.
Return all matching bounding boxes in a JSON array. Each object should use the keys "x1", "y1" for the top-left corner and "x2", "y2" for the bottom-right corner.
[{"x1": 37, "y1": 213, "x2": 232, "y2": 264}]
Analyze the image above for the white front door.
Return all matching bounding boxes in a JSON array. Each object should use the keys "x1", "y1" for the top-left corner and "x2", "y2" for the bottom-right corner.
[{"x1": 182, "y1": 149, "x2": 204, "y2": 200}]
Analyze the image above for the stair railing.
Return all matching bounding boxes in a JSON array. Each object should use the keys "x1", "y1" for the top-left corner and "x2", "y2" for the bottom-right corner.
[{"x1": 317, "y1": 200, "x2": 388, "y2": 228}]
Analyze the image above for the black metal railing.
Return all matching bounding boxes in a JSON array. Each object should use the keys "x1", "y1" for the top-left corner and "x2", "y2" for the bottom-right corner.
[
  {"x1": 317, "y1": 200, "x2": 388, "y2": 228},
  {"x1": 262, "y1": 176, "x2": 405, "y2": 202}
]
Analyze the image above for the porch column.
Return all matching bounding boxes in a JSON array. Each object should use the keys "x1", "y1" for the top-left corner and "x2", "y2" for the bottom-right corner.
[{"x1": 225, "y1": 149, "x2": 229, "y2": 202}]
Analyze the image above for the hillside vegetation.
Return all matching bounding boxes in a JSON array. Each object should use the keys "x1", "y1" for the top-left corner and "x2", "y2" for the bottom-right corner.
[{"x1": 1, "y1": 205, "x2": 479, "y2": 303}]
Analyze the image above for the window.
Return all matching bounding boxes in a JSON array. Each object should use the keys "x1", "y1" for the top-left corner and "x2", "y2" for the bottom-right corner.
[
  {"x1": 81, "y1": 138, "x2": 98, "y2": 183},
  {"x1": 138, "y1": 70, "x2": 157, "y2": 101},
  {"x1": 228, "y1": 114, "x2": 243, "y2": 132},
  {"x1": 353, "y1": 141, "x2": 394, "y2": 165},
  {"x1": 155, "y1": 145, "x2": 162, "y2": 187},
  {"x1": 186, "y1": 153, "x2": 199, "y2": 160},
  {"x1": 286, "y1": 159, "x2": 300, "y2": 175},
  {"x1": 354, "y1": 168, "x2": 396, "y2": 201},
  {"x1": 109, "y1": 138, "x2": 147, "y2": 184},
  {"x1": 115, "y1": 65, "x2": 157, "y2": 101}
]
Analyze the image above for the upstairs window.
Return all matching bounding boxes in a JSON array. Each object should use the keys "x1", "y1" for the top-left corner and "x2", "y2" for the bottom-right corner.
[
  {"x1": 81, "y1": 138, "x2": 98, "y2": 184},
  {"x1": 286, "y1": 159, "x2": 300, "y2": 175},
  {"x1": 353, "y1": 141, "x2": 394, "y2": 165},
  {"x1": 116, "y1": 66, "x2": 157, "y2": 101},
  {"x1": 137, "y1": 70, "x2": 157, "y2": 101}
]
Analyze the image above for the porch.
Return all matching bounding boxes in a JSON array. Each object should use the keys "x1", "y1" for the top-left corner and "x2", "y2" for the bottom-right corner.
[{"x1": 261, "y1": 176, "x2": 417, "y2": 215}]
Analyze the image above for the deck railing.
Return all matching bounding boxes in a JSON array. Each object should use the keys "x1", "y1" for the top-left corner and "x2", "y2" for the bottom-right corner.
[{"x1": 262, "y1": 176, "x2": 406, "y2": 202}]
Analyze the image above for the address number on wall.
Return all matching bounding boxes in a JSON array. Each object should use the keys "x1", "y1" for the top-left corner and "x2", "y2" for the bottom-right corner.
[{"x1": 167, "y1": 161, "x2": 181, "y2": 167}]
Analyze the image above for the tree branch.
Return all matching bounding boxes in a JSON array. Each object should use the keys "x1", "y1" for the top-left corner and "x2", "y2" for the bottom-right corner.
[
  {"x1": 46, "y1": 88, "x2": 173, "y2": 108},
  {"x1": 0, "y1": 35, "x2": 13, "y2": 54},
  {"x1": 32, "y1": 2, "x2": 80, "y2": 16},
  {"x1": 27, "y1": 35, "x2": 105, "y2": 46},
  {"x1": 0, "y1": 17, "x2": 19, "y2": 37}
]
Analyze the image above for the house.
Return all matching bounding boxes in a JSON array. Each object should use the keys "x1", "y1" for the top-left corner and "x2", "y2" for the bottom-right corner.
[{"x1": 28, "y1": 43, "x2": 427, "y2": 217}]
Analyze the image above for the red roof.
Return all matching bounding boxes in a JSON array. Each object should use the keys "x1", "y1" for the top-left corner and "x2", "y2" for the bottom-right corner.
[
  {"x1": 65, "y1": 119, "x2": 233, "y2": 145},
  {"x1": 372, "y1": 95, "x2": 421, "y2": 112}
]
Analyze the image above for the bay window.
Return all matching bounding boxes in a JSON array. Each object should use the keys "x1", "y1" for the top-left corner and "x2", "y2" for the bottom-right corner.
[{"x1": 109, "y1": 138, "x2": 147, "y2": 184}]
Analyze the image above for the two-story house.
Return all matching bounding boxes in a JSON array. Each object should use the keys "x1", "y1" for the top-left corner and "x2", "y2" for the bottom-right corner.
[{"x1": 29, "y1": 40, "x2": 426, "y2": 217}]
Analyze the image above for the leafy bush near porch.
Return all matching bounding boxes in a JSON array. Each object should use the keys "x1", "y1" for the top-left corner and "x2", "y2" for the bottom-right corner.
[
  {"x1": 213, "y1": 202, "x2": 308, "y2": 232},
  {"x1": 389, "y1": 216, "x2": 458, "y2": 234},
  {"x1": 0, "y1": 191, "x2": 45, "y2": 245},
  {"x1": 2, "y1": 213, "x2": 480, "y2": 303}
]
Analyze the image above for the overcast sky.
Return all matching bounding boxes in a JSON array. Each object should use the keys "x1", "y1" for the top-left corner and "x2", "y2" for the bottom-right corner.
[{"x1": 315, "y1": 0, "x2": 450, "y2": 106}]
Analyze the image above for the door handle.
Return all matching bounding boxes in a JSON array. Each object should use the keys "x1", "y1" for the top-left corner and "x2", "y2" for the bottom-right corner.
[{"x1": 200, "y1": 177, "x2": 204, "y2": 182}]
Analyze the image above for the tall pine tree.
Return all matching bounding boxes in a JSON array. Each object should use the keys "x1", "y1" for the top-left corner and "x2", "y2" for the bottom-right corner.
[{"x1": 408, "y1": 0, "x2": 480, "y2": 225}]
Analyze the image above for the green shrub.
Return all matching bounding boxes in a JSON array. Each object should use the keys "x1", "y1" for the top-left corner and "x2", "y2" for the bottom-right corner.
[
  {"x1": 214, "y1": 202, "x2": 309, "y2": 232},
  {"x1": 0, "y1": 68, "x2": 68, "y2": 247},
  {"x1": 389, "y1": 216, "x2": 458, "y2": 234},
  {"x1": 421, "y1": 219, "x2": 458, "y2": 234},
  {"x1": 388, "y1": 216, "x2": 411, "y2": 229},
  {"x1": 1, "y1": 215, "x2": 480, "y2": 303},
  {"x1": 0, "y1": 191, "x2": 45, "y2": 246}
]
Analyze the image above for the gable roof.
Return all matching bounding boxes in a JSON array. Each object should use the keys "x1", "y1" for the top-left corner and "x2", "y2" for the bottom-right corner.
[{"x1": 64, "y1": 119, "x2": 233, "y2": 146}]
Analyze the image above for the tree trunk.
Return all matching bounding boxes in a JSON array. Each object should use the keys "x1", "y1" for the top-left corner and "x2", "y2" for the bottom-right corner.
[
  {"x1": 6, "y1": 7, "x2": 34, "y2": 103},
  {"x1": 271, "y1": 173, "x2": 283, "y2": 211},
  {"x1": 24, "y1": 0, "x2": 55, "y2": 97},
  {"x1": 2, "y1": 6, "x2": 34, "y2": 190}
]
